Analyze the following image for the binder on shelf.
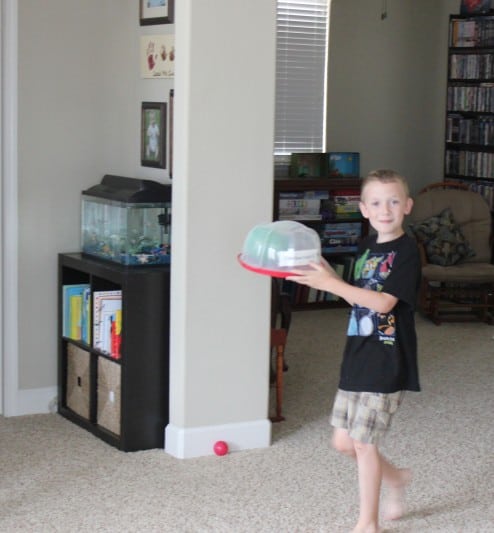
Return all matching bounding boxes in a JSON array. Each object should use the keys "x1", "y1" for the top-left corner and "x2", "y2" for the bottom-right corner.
[
  {"x1": 81, "y1": 287, "x2": 91, "y2": 345},
  {"x1": 62, "y1": 284, "x2": 90, "y2": 341},
  {"x1": 69, "y1": 294, "x2": 82, "y2": 340}
]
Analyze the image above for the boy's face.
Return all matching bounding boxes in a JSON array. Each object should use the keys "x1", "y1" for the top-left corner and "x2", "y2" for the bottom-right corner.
[{"x1": 359, "y1": 180, "x2": 413, "y2": 243}]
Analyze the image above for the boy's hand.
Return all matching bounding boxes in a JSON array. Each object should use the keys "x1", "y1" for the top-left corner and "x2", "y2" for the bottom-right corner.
[{"x1": 287, "y1": 260, "x2": 342, "y2": 291}]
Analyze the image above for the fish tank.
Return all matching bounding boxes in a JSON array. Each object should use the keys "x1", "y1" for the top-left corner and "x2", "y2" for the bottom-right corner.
[{"x1": 81, "y1": 175, "x2": 171, "y2": 266}]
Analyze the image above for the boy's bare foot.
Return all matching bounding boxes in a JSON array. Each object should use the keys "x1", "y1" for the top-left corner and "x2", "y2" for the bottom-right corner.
[
  {"x1": 382, "y1": 468, "x2": 412, "y2": 521},
  {"x1": 351, "y1": 524, "x2": 383, "y2": 533}
]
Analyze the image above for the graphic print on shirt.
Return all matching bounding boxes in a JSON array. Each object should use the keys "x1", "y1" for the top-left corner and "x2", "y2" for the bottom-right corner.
[{"x1": 347, "y1": 249, "x2": 397, "y2": 344}]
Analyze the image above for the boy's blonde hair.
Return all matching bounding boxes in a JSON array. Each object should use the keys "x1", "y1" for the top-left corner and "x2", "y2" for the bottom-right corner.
[{"x1": 361, "y1": 169, "x2": 410, "y2": 198}]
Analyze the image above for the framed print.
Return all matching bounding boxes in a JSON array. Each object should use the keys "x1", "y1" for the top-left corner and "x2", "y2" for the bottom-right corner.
[
  {"x1": 141, "y1": 102, "x2": 167, "y2": 169},
  {"x1": 140, "y1": 34, "x2": 175, "y2": 79},
  {"x1": 169, "y1": 89, "x2": 174, "y2": 178},
  {"x1": 140, "y1": 0, "x2": 174, "y2": 26}
]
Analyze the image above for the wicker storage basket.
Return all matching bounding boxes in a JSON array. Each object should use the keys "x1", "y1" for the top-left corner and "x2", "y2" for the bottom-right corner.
[
  {"x1": 97, "y1": 357, "x2": 121, "y2": 436},
  {"x1": 66, "y1": 344, "x2": 90, "y2": 420}
]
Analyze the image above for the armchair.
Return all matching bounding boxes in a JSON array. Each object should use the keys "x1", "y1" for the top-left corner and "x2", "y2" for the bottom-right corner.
[{"x1": 409, "y1": 182, "x2": 494, "y2": 324}]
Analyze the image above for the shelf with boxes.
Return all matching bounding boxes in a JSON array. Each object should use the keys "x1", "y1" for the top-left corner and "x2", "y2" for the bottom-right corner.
[
  {"x1": 58, "y1": 252, "x2": 170, "y2": 451},
  {"x1": 273, "y1": 177, "x2": 367, "y2": 309}
]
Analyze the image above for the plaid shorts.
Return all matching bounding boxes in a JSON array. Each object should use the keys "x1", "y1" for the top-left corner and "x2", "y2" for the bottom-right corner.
[{"x1": 330, "y1": 389, "x2": 405, "y2": 445}]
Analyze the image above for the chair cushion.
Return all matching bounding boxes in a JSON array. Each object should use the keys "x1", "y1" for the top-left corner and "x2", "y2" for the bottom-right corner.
[
  {"x1": 422, "y1": 261, "x2": 494, "y2": 283},
  {"x1": 410, "y1": 207, "x2": 476, "y2": 266}
]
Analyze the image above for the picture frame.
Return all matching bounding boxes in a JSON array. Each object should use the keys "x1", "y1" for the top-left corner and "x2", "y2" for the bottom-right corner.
[
  {"x1": 139, "y1": 0, "x2": 174, "y2": 26},
  {"x1": 289, "y1": 153, "x2": 324, "y2": 178},
  {"x1": 141, "y1": 102, "x2": 167, "y2": 169},
  {"x1": 140, "y1": 34, "x2": 175, "y2": 79},
  {"x1": 326, "y1": 152, "x2": 360, "y2": 178}
]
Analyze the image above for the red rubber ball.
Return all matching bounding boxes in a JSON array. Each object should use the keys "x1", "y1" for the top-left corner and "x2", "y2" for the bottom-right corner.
[{"x1": 213, "y1": 440, "x2": 229, "y2": 456}]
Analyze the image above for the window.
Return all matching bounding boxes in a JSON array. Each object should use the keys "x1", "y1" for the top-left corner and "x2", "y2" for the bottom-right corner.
[{"x1": 274, "y1": 0, "x2": 330, "y2": 160}]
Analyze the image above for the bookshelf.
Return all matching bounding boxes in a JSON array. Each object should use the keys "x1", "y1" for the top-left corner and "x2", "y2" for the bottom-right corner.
[
  {"x1": 445, "y1": 13, "x2": 494, "y2": 211},
  {"x1": 273, "y1": 178, "x2": 367, "y2": 309},
  {"x1": 58, "y1": 253, "x2": 170, "y2": 451}
]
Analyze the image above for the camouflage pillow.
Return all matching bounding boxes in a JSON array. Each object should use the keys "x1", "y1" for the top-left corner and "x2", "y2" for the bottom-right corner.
[{"x1": 410, "y1": 207, "x2": 476, "y2": 266}]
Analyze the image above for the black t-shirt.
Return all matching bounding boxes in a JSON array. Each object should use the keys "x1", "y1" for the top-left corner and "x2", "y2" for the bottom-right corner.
[{"x1": 338, "y1": 233, "x2": 421, "y2": 393}]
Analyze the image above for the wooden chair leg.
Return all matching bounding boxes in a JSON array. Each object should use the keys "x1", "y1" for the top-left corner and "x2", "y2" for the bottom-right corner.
[{"x1": 270, "y1": 328, "x2": 287, "y2": 423}]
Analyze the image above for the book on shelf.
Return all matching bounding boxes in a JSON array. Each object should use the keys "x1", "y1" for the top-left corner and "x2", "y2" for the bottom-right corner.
[
  {"x1": 445, "y1": 149, "x2": 494, "y2": 178},
  {"x1": 62, "y1": 284, "x2": 90, "y2": 342},
  {"x1": 451, "y1": 178, "x2": 494, "y2": 209},
  {"x1": 321, "y1": 222, "x2": 362, "y2": 254},
  {"x1": 307, "y1": 287, "x2": 319, "y2": 303},
  {"x1": 279, "y1": 190, "x2": 330, "y2": 200},
  {"x1": 449, "y1": 17, "x2": 494, "y2": 48},
  {"x1": 278, "y1": 198, "x2": 322, "y2": 218},
  {"x1": 93, "y1": 290, "x2": 122, "y2": 359},
  {"x1": 278, "y1": 213, "x2": 323, "y2": 221},
  {"x1": 319, "y1": 188, "x2": 361, "y2": 220},
  {"x1": 341, "y1": 254, "x2": 356, "y2": 283},
  {"x1": 324, "y1": 262, "x2": 346, "y2": 301}
]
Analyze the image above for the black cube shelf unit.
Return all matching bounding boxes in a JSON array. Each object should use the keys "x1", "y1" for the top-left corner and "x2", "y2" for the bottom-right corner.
[{"x1": 58, "y1": 252, "x2": 170, "y2": 451}]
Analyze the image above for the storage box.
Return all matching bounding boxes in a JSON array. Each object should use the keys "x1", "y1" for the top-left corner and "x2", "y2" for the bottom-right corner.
[
  {"x1": 97, "y1": 357, "x2": 121, "y2": 436},
  {"x1": 66, "y1": 344, "x2": 90, "y2": 420},
  {"x1": 81, "y1": 175, "x2": 172, "y2": 266}
]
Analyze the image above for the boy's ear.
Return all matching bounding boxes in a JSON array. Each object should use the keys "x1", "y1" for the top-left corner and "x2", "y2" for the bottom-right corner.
[
  {"x1": 404, "y1": 197, "x2": 414, "y2": 215},
  {"x1": 359, "y1": 200, "x2": 369, "y2": 219}
]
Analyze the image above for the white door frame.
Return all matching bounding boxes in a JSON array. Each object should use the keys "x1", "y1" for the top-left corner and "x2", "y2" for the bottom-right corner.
[{"x1": 1, "y1": 0, "x2": 19, "y2": 416}]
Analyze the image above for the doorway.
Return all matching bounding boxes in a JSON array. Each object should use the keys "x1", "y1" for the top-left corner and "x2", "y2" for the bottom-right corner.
[{"x1": 1, "y1": 0, "x2": 19, "y2": 416}]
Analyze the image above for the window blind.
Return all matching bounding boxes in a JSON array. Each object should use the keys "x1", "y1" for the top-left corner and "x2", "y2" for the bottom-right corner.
[{"x1": 274, "y1": 0, "x2": 329, "y2": 156}]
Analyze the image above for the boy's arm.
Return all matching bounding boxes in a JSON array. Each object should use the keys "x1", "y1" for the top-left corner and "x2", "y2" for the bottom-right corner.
[{"x1": 287, "y1": 261, "x2": 398, "y2": 313}]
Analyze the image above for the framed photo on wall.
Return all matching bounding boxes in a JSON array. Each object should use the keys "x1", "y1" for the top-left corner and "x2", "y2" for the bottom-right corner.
[
  {"x1": 141, "y1": 102, "x2": 167, "y2": 169},
  {"x1": 140, "y1": 34, "x2": 175, "y2": 79},
  {"x1": 140, "y1": 0, "x2": 174, "y2": 26}
]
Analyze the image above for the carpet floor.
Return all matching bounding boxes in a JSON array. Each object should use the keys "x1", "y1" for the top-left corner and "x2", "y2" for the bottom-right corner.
[{"x1": 1, "y1": 308, "x2": 493, "y2": 532}]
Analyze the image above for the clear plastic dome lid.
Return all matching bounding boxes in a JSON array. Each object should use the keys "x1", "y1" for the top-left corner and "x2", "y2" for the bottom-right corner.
[{"x1": 238, "y1": 220, "x2": 321, "y2": 277}]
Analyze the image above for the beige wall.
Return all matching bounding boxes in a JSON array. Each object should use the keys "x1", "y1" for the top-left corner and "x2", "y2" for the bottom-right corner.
[
  {"x1": 327, "y1": 0, "x2": 458, "y2": 194},
  {"x1": 17, "y1": 0, "x2": 172, "y2": 391}
]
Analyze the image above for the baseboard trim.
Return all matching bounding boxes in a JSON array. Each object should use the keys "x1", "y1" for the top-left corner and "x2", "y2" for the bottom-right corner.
[
  {"x1": 164, "y1": 419, "x2": 272, "y2": 459},
  {"x1": 12, "y1": 386, "x2": 58, "y2": 416}
]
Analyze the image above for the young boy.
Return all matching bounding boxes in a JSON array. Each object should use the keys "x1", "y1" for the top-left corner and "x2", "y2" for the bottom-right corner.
[{"x1": 287, "y1": 169, "x2": 421, "y2": 533}]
